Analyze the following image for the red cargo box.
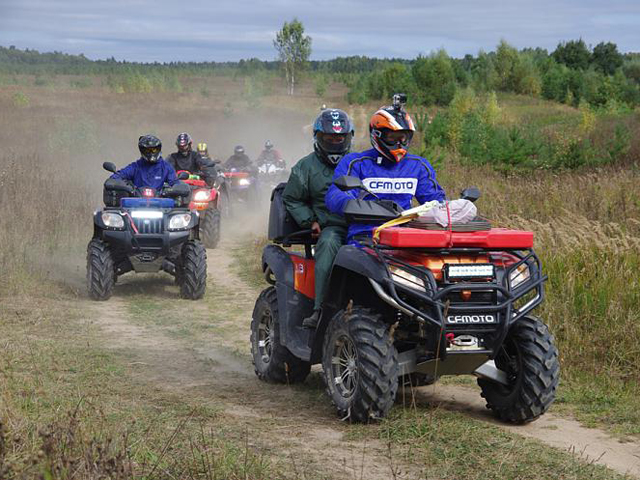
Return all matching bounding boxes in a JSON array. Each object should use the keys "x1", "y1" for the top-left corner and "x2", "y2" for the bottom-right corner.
[{"x1": 378, "y1": 227, "x2": 534, "y2": 249}]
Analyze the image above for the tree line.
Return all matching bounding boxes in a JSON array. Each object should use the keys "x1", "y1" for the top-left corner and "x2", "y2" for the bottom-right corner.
[{"x1": 2, "y1": 36, "x2": 639, "y2": 109}]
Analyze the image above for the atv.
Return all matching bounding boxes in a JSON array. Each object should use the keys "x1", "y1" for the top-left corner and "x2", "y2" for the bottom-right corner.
[
  {"x1": 257, "y1": 161, "x2": 288, "y2": 200},
  {"x1": 224, "y1": 168, "x2": 258, "y2": 210},
  {"x1": 87, "y1": 162, "x2": 207, "y2": 301},
  {"x1": 251, "y1": 177, "x2": 559, "y2": 423},
  {"x1": 178, "y1": 170, "x2": 223, "y2": 249}
]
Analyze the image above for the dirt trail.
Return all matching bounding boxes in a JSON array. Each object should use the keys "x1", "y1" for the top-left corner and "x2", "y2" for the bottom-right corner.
[
  {"x1": 87, "y1": 233, "x2": 640, "y2": 479},
  {"x1": 88, "y1": 237, "x2": 422, "y2": 480}
]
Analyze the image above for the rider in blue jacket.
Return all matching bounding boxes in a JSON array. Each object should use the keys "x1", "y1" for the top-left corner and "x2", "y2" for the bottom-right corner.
[
  {"x1": 326, "y1": 96, "x2": 446, "y2": 242},
  {"x1": 111, "y1": 135, "x2": 177, "y2": 190}
]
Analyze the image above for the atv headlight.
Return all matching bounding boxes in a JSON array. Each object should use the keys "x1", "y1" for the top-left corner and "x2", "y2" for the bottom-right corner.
[
  {"x1": 168, "y1": 213, "x2": 192, "y2": 230},
  {"x1": 193, "y1": 190, "x2": 210, "y2": 202},
  {"x1": 389, "y1": 265, "x2": 425, "y2": 292},
  {"x1": 101, "y1": 212, "x2": 124, "y2": 229},
  {"x1": 509, "y1": 264, "x2": 531, "y2": 289},
  {"x1": 238, "y1": 178, "x2": 251, "y2": 186}
]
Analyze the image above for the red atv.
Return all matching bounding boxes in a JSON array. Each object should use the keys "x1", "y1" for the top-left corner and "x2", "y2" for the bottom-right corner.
[
  {"x1": 224, "y1": 169, "x2": 258, "y2": 210},
  {"x1": 251, "y1": 177, "x2": 559, "y2": 423},
  {"x1": 178, "y1": 171, "x2": 222, "y2": 249}
]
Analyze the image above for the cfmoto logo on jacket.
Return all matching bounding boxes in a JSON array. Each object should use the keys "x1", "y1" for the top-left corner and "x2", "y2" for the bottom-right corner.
[{"x1": 363, "y1": 178, "x2": 418, "y2": 195}]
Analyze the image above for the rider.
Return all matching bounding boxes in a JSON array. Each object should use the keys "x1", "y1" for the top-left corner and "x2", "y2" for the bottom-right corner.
[
  {"x1": 166, "y1": 133, "x2": 216, "y2": 186},
  {"x1": 282, "y1": 108, "x2": 354, "y2": 328},
  {"x1": 326, "y1": 94, "x2": 446, "y2": 244},
  {"x1": 197, "y1": 142, "x2": 225, "y2": 179},
  {"x1": 110, "y1": 135, "x2": 177, "y2": 190},
  {"x1": 224, "y1": 145, "x2": 253, "y2": 171},
  {"x1": 256, "y1": 140, "x2": 286, "y2": 170}
]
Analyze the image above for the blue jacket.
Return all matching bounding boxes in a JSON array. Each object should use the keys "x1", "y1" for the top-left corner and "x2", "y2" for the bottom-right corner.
[
  {"x1": 325, "y1": 148, "x2": 446, "y2": 242},
  {"x1": 111, "y1": 157, "x2": 177, "y2": 191}
]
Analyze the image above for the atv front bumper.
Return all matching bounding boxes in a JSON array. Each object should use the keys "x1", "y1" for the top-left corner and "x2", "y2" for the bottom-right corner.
[{"x1": 102, "y1": 229, "x2": 190, "y2": 256}]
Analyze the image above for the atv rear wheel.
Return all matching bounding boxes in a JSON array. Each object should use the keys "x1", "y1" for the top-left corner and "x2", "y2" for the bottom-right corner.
[
  {"x1": 250, "y1": 287, "x2": 311, "y2": 383},
  {"x1": 322, "y1": 307, "x2": 398, "y2": 422},
  {"x1": 86, "y1": 238, "x2": 115, "y2": 301},
  {"x1": 201, "y1": 209, "x2": 221, "y2": 249},
  {"x1": 178, "y1": 240, "x2": 207, "y2": 300},
  {"x1": 478, "y1": 315, "x2": 559, "y2": 423}
]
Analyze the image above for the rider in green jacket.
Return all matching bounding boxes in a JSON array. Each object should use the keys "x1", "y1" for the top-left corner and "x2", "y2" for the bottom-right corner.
[{"x1": 282, "y1": 108, "x2": 354, "y2": 328}]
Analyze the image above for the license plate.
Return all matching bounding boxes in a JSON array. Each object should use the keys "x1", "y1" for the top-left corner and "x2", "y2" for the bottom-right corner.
[
  {"x1": 446, "y1": 264, "x2": 495, "y2": 280},
  {"x1": 446, "y1": 314, "x2": 497, "y2": 325}
]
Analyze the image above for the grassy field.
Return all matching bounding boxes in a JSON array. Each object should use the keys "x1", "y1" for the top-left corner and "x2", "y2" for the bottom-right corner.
[{"x1": 1, "y1": 73, "x2": 639, "y2": 477}]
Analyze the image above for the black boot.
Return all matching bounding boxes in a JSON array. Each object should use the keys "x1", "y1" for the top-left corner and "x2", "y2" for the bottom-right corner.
[{"x1": 302, "y1": 309, "x2": 320, "y2": 329}]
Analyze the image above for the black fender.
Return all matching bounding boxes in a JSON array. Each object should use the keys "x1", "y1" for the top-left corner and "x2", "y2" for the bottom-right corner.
[
  {"x1": 309, "y1": 245, "x2": 393, "y2": 363},
  {"x1": 331, "y1": 245, "x2": 389, "y2": 284},
  {"x1": 262, "y1": 245, "x2": 314, "y2": 361}
]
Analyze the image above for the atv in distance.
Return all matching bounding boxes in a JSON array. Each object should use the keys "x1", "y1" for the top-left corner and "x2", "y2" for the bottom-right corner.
[
  {"x1": 224, "y1": 168, "x2": 258, "y2": 210},
  {"x1": 178, "y1": 170, "x2": 223, "y2": 249},
  {"x1": 257, "y1": 161, "x2": 288, "y2": 200},
  {"x1": 87, "y1": 162, "x2": 207, "y2": 301},
  {"x1": 251, "y1": 177, "x2": 559, "y2": 423}
]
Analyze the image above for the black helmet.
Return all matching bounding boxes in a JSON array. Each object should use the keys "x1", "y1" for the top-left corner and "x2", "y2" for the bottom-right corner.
[
  {"x1": 264, "y1": 140, "x2": 273, "y2": 151},
  {"x1": 138, "y1": 135, "x2": 162, "y2": 163},
  {"x1": 234, "y1": 145, "x2": 245, "y2": 155},
  {"x1": 176, "y1": 132, "x2": 192, "y2": 157},
  {"x1": 313, "y1": 108, "x2": 354, "y2": 165}
]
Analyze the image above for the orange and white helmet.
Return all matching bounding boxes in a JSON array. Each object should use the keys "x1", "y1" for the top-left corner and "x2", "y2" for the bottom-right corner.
[{"x1": 369, "y1": 98, "x2": 415, "y2": 163}]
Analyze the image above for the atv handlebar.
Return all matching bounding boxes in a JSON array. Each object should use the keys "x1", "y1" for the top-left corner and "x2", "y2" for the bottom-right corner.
[{"x1": 281, "y1": 229, "x2": 313, "y2": 245}]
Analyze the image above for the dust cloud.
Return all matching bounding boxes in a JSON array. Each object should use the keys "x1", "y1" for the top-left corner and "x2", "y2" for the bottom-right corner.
[{"x1": 0, "y1": 79, "x2": 327, "y2": 289}]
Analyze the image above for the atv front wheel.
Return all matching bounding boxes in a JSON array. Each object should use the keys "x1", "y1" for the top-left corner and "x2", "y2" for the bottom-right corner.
[
  {"x1": 322, "y1": 307, "x2": 398, "y2": 422},
  {"x1": 86, "y1": 238, "x2": 115, "y2": 301},
  {"x1": 478, "y1": 315, "x2": 559, "y2": 423},
  {"x1": 250, "y1": 287, "x2": 311, "y2": 383},
  {"x1": 201, "y1": 209, "x2": 221, "y2": 249},
  {"x1": 178, "y1": 240, "x2": 207, "y2": 300}
]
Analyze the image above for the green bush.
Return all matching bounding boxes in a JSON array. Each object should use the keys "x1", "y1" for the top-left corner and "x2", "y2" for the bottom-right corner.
[
  {"x1": 69, "y1": 77, "x2": 92, "y2": 89},
  {"x1": 12, "y1": 91, "x2": 29, "y2": 107},
  {"x1": 412, "y1": 50, "x2": 456, "y2": 106},
  {"x1": 314, "y1": 74, "x2": 328, "y2": 97},
  {"x1": 423, "y1": 90, "x2": 632, "y2": 171}
]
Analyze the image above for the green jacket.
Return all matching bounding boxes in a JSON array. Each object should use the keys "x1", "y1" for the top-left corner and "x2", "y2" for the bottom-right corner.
[{"x1": 283, "y1": 152, "x2": 347, "y2": 229}]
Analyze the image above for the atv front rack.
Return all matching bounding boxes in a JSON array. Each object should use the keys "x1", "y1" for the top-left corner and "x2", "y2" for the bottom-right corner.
[{"x1": 368, "y1": 244, "x2": 547, "y2": 359}]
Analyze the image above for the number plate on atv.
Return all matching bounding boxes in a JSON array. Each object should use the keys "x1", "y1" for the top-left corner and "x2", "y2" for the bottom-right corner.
[{"x1": 446, "y1": 314, "x2": 497, "y2": 325}]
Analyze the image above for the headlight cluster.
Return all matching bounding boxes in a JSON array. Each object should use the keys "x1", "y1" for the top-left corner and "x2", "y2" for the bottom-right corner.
[
  {"x1": 238, "y1": 178, "x2": 251, "y2": 186},
  {"x1": 389, "y1": 265, "x2": 426, "y2": 292},
  {"x1": 169, "y1": 213, "x2": 192, "y2": 230},
  {"x1": 101, "y1": 212, "x2": 124, "y2": 229},
  {"x1": 193, "y1": 190, "x2": 210, "y2": 202},
  {"x1": 509, "y1": 264, "x2": 531, "y2": 289}
]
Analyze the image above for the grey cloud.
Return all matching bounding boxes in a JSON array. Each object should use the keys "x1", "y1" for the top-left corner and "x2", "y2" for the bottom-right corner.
[{"x1": 0, "y1": 0, "x2": 638, "y2": 61}]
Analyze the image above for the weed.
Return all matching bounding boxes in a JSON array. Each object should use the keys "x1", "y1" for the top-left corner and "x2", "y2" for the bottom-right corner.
[{"x1": 12, "y1": 91, "x2": 29, "y2": 107}]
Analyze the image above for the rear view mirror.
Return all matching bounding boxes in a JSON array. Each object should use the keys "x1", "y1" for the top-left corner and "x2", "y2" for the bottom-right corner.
[
  {"x1": 334, "y1": 175, "x2": 364, "y2": 191},
  {"x1": 460, "y1": 187, "x2": 481, "y2": 203},
  {"x1": 103, "y1": 161, "x2": 117, "y2": 173},
  {"x1": 177, "y1": 171, "x2": 189, "y2": 180}
]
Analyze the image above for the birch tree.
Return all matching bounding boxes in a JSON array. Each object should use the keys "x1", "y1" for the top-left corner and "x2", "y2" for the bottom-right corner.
[{"x1": 273, "y1": 19, "x2": 312, "y2": 95}]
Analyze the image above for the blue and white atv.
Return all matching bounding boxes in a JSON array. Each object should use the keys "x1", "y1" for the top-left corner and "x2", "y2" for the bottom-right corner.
[{"x1": 87, "y1": 162, "x2": 207, "y2": 301}]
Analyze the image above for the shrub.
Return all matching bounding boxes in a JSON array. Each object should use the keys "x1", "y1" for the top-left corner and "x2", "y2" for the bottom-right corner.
[
  {"x1": 314, "y1": 74, "x2": 328, "y2": 97},
  {"x1": 12, "y1": 91, "x2": 29, "y2": 107},
  {"x1": 412, "y1": 50, "x2": 457, "y2": 106}
]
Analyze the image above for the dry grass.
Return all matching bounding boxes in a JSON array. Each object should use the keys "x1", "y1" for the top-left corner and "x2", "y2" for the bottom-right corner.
[{"x1": 1, "y1": 74, "x2": 640, "y2": 477}]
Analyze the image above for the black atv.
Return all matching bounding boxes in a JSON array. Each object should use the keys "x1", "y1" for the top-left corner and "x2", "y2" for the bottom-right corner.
[
  {"x1": 87, "y1": 162, "x2": 207, "y2": 301},
  {"x1": 250, "y1": 177, "x2": 559, "y2": 423}
]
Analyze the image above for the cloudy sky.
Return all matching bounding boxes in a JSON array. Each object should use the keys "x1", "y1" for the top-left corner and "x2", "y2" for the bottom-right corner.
[{"x1": 0, "y1": 0, "x2": 638, "y2": 62}]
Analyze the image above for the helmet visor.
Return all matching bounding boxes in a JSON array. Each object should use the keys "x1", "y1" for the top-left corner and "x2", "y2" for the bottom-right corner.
[
  {"x1": 142, "y1": 146, "x2": 161, "y2": 156},
  {"x1": 317, "y1": 132, "x2": 350, "y2": 154}
]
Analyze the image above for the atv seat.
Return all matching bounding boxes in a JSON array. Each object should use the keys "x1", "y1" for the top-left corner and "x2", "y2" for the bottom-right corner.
[{"x1": 268, "y1": 182, "x2": 316, "y2": 247}]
